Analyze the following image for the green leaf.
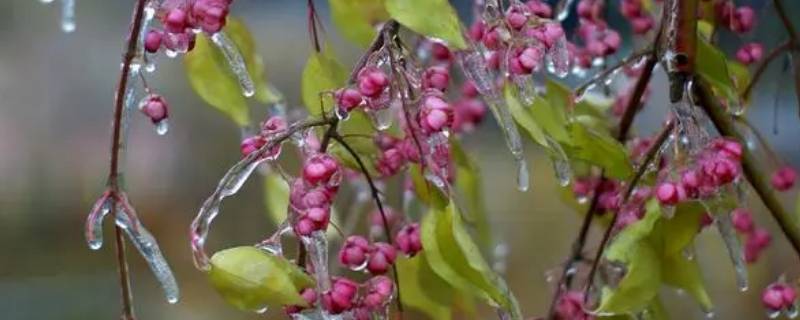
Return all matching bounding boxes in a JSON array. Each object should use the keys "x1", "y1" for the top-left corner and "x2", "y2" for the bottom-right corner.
[
  {"x1": 396, "y1": 254, "x2": 454, "y2": 320},
  {"x1": 656, "y1": 202, "x2": 705, "y2": 257},
  {"x1": 208, "y1": 246, "x2": 314, "y2": 311},
  {"x1": 565, "y1": 124, "x2": 633, "y2": 179},
  {"x1": 661, "y1": 253, "x2": 712, "y2": 311},
  {"x1": 696, "y1": 36, "x2": 748, "y2": 106},
  {"x1": 505, "y1": 86, "x2": 549, "y2": 147},
  {"x1": 451, "y1": 139, "x2": 491, "y2": 250},
  {"x1": 329, "y1": 0, "x2": 388, "y2": 47},
  {"x1": 598, "y1": 200, "x2": 663, "y2": 314},
  {"x1": 184, "y1": 18, "x2": 268, "y2": 126},
  {"x1": 421, "y1": 203, "x2": 522, "y2": 318},
  {"x1": 301, "y1": 50, "x2": 347, "y2": 115},
  {"x1": 264, "y1": 171, "x2": 290, "y2": 224},
  {"x1": 410, "y1": 164, "x2": 449, "y2": 209},
  {"x1": 385, "y1": 0, "x2": 466, "y2": 50}
]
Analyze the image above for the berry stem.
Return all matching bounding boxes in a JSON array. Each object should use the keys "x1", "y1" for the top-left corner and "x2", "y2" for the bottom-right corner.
[
  {"x1": 694, "y1": 79, "x2": 800, "y2": 262},
  {"x1": 545, "y1": 51, "x2": 659, "y2": 319},
  {"x1": 331, "y1": 134, "x2": 404, "y2": 315},
  {"x1": 741, "y1": 40, "x2": 791, "y2": 101},
  {"x1": 106, "y1": 0, "x2": 148, "y2": 318},
  {"x1": 582, "y1": 120, "x2": 677, "y2": 303}
]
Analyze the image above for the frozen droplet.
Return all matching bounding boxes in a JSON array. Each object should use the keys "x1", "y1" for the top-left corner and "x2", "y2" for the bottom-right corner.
[
  {"x1": 572, "y1": 66, "x2": 588, "y2": 78},
  {"x1": 555, "y1": 0, "x2": 576, "y2": 21},
  {"x1": 767, "y1": 309, "x2": 781, "y2": 319},
  {"x1": 85, "y1": 194, "x2": 113, "y2": 250},
  {"x1": 713, "y1": 211, "x2": 749, "y2": 291},
  {"x1": 787, "y1": 304, "x2": 799, "y2": 319},
  {"x1": 155, "y1": 120, "x2": 169, "y2": 135},
  {"x1": 60, "y1": 0, "x2": 76, "y2": 33},
  {"x1": 211, "y1": 32, "x2": 256, "y2": 98},
  {"x1": 114, "y1": 195, "x2": 180, "y2": 303},
  {"x1": 547, "y1": 137, "x2": 572, "y2": 187},
  {"x1": 546, "y1": 35, "x2": 571, "y2": 78},
  {"x1": 255, "y1": 306, "x2": 269, "y2": 314},
  {"x1": 165, "y1": 49, "x2": 178, "y2": 58},
  {"x1": 513, "y1": 75, "x2": 538, "y2": 106},
  {"x1": 145, "y1": 60, "x2": 156, "y2": 73},
  {"x1": 370, "y1": 107, "x2": 393, "y2": 131},
  {"x1": 682, "y1": 245, "x2": 696, "y2": 261},
  {"x1": 457, "y1": 49, "x2": 498, "y2": 99},
  {"x1": 334, "y1": 106, "x2": 350, "y2": 121},
  {"x1": 40, "y1": 0, "x2": 55, "y2": 3},
  {"x1": 516, "y1": 159, "x2": 530, "y2": 191},
  {"x1": 704, "y1": 310, "x2": 716, "y2": 319}
]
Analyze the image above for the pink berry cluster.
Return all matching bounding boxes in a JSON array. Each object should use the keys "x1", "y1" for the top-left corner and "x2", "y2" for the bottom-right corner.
[
  {"x1": 285, "y1": 276, "x2": 394, "y2": 318},
  {"x1": 711, "y1": 0, "x2": 756, "y2": 34},
  {"x1": 554, "y1": 291, "x2": 595, "y2": 320},
  {"x1": 138, "y1": 94, "x2": 169, "y2": 125},
  {"x1": 288, "y1": 153, "x2": 341, "y2": 237},
  {"x1": 730, "y1": 208, "x2": 772, "y2": 263},
  {"x1": 655, "y1": 138, "x2": 743, "y2": 206},
  {"x1": 469, "y1": 0, "x2": 567, "y2": 76},
  {"x1": 239, "y1": 115, "x2": 288, "y2": 159},
  {"x1": 771, "y1": 165, "x2": 797, "y2": 192},
  {"x1": 143, "y1": 0, "x2": 233, "y2": 55},
  {"x1": 762, "y1": 282, "x2": 798, "y2": 316},
  {"x1": 338, "y1": 236, "x2": 397, "y2": 275},
  {"x1": 619, "y1": 0, "x2": 655, "y2": 34},
  {"x1": 735, "y1": 42, "x2": 763, "y2": 65},
  {"x1": 334, "y1": 66, "x2": 391, "y2": 118}
]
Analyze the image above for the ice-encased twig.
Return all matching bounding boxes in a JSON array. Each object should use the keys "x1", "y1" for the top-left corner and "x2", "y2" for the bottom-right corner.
[
  {"x1": 210, "y1": 31, "x2": 256, "y2": 97},
  {"x1": 85, "y1": 192, "x2": 113, "y2": 250},
  {"x1": 115, "y1": 193, "x2": 180, "y2": 303},
  {"x1": 191, "y1": 156, "x2": 267, "y2": 270},
  {"x1": 60, "y1": 0, "x2": 75, "y2": 33}
]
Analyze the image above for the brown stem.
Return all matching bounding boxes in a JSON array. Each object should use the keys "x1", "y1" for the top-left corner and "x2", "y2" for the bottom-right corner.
[
  {"x1": 772, "y1": 0, "x2": 798, "y2": 43},
  {"x1": 307, "y1": 0, "x2": 321, "y2": 53},
  {"x1": 583, "y1": 121, "x2": 676, "y2": 302},
  {"x1": 792, "y1": 50, "x2": 800, "y2": 119},
  {"x1": 694, "y1": 79, "x2": 800, "y2": 261},
  {"x1": 742, "y1": 41, "x2": 791, "y2": 101},
  {"x1": 106, "y1": 0, "x2": 148, "y2": 318},
  {"x1": 545, "y1": 52, "x2": 659, "y2": 319},
  {"x1": 331, "y1": 134, "x2": 404, "y2": 315}
]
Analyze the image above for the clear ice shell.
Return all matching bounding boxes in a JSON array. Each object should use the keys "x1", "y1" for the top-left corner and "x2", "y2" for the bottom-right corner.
[
  {"x1": 210, "y1": 32, "x2": 256, "y2": 97},
  {"x1": 115, "y1": 195, "x2": 180, "y2": 303},
  {"x1": 546, "y1": 35, "x2": 570, "y2": 78},
  {"x1": 555, "y1": 0, "x2": 576, "y2": 21},
  {"x1": 85, "y1": 193, "x2": 113, "y2": 250},
  {"x1": 155, "y1": 119, "x2": 169, "y2": 135},
  {"x1": 191, "y1": 156, "x2": 268, "y2": 270},
  {"x1": 546, "y1": 136, "x2": 572, "y2": 187},
  {"x1": 302, "y1": 231, "x2": 332, "y2": 294}
]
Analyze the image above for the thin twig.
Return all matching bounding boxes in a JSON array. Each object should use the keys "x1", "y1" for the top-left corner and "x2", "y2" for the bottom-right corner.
[
  {"x1": 574, "y1": 49, "x2": 652, "y2": 95},
  {"x1": 742, "y1": 41, "x2": 791, "y2": 101},
  {"x1": 545, "y1": 52, "x2": 658, "y2": 320},
  {"x1": 306, "y1": 0, "x2": 321, "y2": 53},
  {"x1": 582, "y1": 121, "x2": 676, "y2": 302},
  {"x1": 772, "y1": 0, "x2": 798, "y2": 43},
  {"x1": 331, "y1": 134, "x2": 404, "y2": 314},
  {"x1": 694, "y1": 79, "x2": 800, "y2": 261}
]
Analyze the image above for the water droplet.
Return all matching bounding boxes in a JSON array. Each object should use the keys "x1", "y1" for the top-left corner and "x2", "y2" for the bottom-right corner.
[
  {"x1": 211, "y1": 32, "x2": 256, "y2": 98},
  {"x1": 60, "y1": 0, "x2": 76, "y2": 33},
  {"x1": 165, "y1": 49, "x2": 178, "y2": 58},
  {"x1": 516, "y1": 160, "x2": 530, "y2": 192},
  {"x1": 155, "y1": 120, "x2": 169, "y2": 135},
  {"x1": 767, "y1": 309, "x2": 781, "y2": 319},
  {"x1": 370, "y1": 107, "x2": 393, "y2": 131},
  {"x1": 704, "y1": 310, "x2": 716, "y2": 319},
  {"x1": 255, "y1": 306, "x2": 269, "y2": 314},
  {"x1": 546, "y1": 35, "x2": 571, "y2": 78},
  {"x1": 786, "y1": 304, "x2": 799, "y2": 318},
  {"x1": 547, "y1": 137, "x2": 572, "y2": 187},
  {"x1": 85, "y1": 194, "x2": 113, "y2": 250},
  {"x1": 555, "y1": 0, "x2": 576, "y2": 21}
]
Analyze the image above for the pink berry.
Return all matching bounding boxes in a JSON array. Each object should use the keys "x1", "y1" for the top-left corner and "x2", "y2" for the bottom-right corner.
[
  {"x1": 763, "y1": 284, "x2": 786, "y2": 311},
  {"x1": 461, "y1": 81, "x2": 479, "y2": 98},
  {"x1": 731, "y1": 208, "x2": 754, "y2": 233},
  {"x1": 771, "y1": 166, "x2": 797, "y2": 191},
  {"x1": 339, "y1": 235, "x2": 370, "y2": 269},
  {"x1": 423, "y1": 66, "x2": 450, "y2": 92},
  {"x1": 139, "y1": 94, "x2": 169, "y2": 123},
  {"x1": 191, "y1": 0, "x2": 231, "y2": 34},
  {"x1": 376, "y1": 148, "x2": 406, "y2": 177},
  {"x1": 362, "y1": 276, "x2": 394, "y2": 310},
  {"x1": 367, "y1": 242, "x2": 397, "y2": 274},
  {"x1": 322, "y1": 278, "x2": 359, "y2": 314},
  {"x1": 750, "y1": 227, "x2": 772, "y2": 249},
  {"x1": 240, "y1": 136, "x2": 264, "y2": 157},
  {"x1": 164, "y1": 8, "x2": 188, "y2": 34},
  {"x1": 731, "y1": 6, "x2": 755, "y2": 33},
  {"x1": 144, "y1": 30, "x2": 163, "y2": 53},
  {"x1": 736, "y1": 42, "x2": 763, "y2": 65},
  {"x1": 357, "y1": 68, "x2": 389, "y2": 98},
  {"x1": 430, "y1": 42, "x2": 452, "y2": 60},
  {"x1": 526, "y1": 0, "x2": 552, "y2": 18},
  {"x1": 302, "y1": 154, "x2": 340, "y2": 186},
  {"x1": 506, "y1": 10, "x2": 528, "y2": 30},
  {"x1": 395, "y1": 223, "x2": 422, "y2": 256},
  {"x1": 335, "y1": 88, "x2": 363, "y2": 111},
  {"x1": 656, "y1": 182, "x2": 683, "y2": 206},
  {"x1": 468, "y1": 21, "x2": 486, "y2": 42}
]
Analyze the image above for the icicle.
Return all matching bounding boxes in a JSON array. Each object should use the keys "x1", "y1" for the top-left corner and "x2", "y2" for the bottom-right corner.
[
  {"x1": 713, "y1": 211, "x2": 749, "y2": 291},
  {"x1": 40, "y1": 0, "x2": 55, "y2": 3},
  {"x1": 458, "y1": 49, "x2": 498, "y2": 99},
  {"x1": 210, "y1": 32, "x2": 256, "y2": 97},
  {"x1": 546, "y1": 136, "x2": 572, "y2": 187},
  {"x1": 303, "y1": 231, "x2": 331, "y2": 297},
  {"x1": 512, "y1": 75, "x2": 538, "y2": 106},
  {"x1": 85, "y1": 193, "x2": 113, "y2": 250},
  {"x1": 191, "y1": 156, "x2": 268, "y2": 270},
  {"x1": 555, "y1": 0, "x2": 576, "y2": 21},
  {"x1": 60, "y1": 0, "x2": 76, "y2": 33},
  {"x1": 546, "y1": 35, "x2": 571, "y2": 78},
  {"x1": 516, "y1": 159, "x2": 530, "y2": 192},
  {"x1": 487, "y1": 98, "x2": 528, "y2": 191},
  {"x1": 115, "y1": 195, "x2": 180, "y2": 303}
]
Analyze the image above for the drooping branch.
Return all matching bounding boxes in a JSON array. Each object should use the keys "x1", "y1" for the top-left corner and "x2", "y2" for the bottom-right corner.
[
  {"x1": 582, "y1": 120, "x2": 676, "y2": 301},
  {"x1": 694, "y1": 79, "x2": 800, "y2": 261},
  {"x1": 331, "y1": 134, "x2": 404, "y2": 315}
]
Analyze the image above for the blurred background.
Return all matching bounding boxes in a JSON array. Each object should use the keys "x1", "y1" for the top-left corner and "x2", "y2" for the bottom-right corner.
[{"x1": 1, "y1": 0, "x2": 799, "y2": 319}]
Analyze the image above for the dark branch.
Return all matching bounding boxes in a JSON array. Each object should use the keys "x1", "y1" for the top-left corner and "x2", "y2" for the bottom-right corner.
[{"x1": 742, "y1": 41, "x2": 791, "y2": 101}]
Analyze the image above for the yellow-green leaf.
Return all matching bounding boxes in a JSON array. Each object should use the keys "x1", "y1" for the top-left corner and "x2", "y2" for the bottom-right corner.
[
  {"x1": 329, "y1": 0, "x2": 388, "y2": 47},
  {"x1": 396, "y1": 254, "x2": 454, "y2": 320},
  {"x1": 661, "y1": 253, "x2": 712, "y2": 311},
  {"x1": 208, "y1": 246, "x2": 314, "y2": 311},
  {"x1": 184, "y1": 18, "x2": 268, "y2": 126},
  {"x1": 565, "y1": 124, "x2": 633, "y2": 179},
  {"x1": 506, "y1": 86, "x2": 549, "y2": 147},
  {"x1": 301, "y1": 50, "x2": 346, "y2": 115},
  {"x1": 264, "y1": 172, "x2": 290, "y2": 224},
  {"x1": 451, "y1": 139, "x2": 490, "y2": 250},
  {"x1": 696, "y1": 36, "x2": 749, "y2": 107},
  {"x1": 385, "y1": 0, "x2": 467, "y2": 50}
]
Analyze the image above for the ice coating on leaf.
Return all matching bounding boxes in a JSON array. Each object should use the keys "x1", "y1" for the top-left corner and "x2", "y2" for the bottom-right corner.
[
  {"x1": 191, "y1": 156, "x2": 268, "y2": 270},
  {"x1": 210, "y1": 32, "x2": 256, "y2": 97},
  {"x1": 546, "y1": 136, "x2": 572, "y2": 187},
  {"x1": 85, "y1": 193, "x2": 113, "y2": 250},
  {"x1": 486, "y1": 97, "x2": 528, "y2": 191},
  {"x1": 60, "y1": 0, "x2": 75, "y2": 33},
  {"x1": 115, "y1": 194, "x2": 180, "y2": 303},
  {"x1": 546, "y1": 35, "x2": 570, "y2": 78},
  {"x1": 302, "y1": 231, "x2": 331, "y2": 299},
  {"x1": 713, "y1": 211, "x2": 749, "y2": 291}
]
